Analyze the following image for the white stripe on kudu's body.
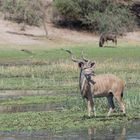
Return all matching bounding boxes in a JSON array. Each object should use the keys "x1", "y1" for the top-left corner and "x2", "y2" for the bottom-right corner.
[{"x1": 92, "y1": 74, "x2": 125, "y2": 97}]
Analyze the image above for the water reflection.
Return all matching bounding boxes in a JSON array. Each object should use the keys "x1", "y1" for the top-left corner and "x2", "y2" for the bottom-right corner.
[
  {"x1": 87, "y1": 127, "x2": 126, "y2": 140},
  {"x1": 0, "y1": 120, "x2": 140, "y2": 140},
  {"x1": 87, "y1": 120, "x2": 140, "y2": 140},
  {"x1": 0, "y1": 129, "x2": 54, "y2": 140}
]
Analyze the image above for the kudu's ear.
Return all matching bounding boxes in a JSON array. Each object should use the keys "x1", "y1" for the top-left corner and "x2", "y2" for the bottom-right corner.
[
  {"x1": 90, "y1": 62, "x2": 95, "y2": 68},
  {"x1": 78, "y1": 62, "x2": 84, "y2": 68}
]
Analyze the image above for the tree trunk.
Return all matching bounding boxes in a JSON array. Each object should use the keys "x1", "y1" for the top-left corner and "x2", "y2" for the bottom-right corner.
[{"x1": 42, "y1": 16, "x2": 48, "y2": 37}]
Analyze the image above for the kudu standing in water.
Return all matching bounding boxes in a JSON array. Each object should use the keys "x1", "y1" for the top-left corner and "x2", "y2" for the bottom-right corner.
[
  {"x1": 64, "y1": 50, "x2": 125, "y2": 117},
  {"x1": 99, "y1": 33, "x2": 117, "y2": 47}
]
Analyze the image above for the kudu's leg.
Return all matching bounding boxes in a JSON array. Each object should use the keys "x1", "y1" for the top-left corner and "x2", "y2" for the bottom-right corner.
[
  {"x1": 115, "y1": 38, "x2": 117, "y2": 45},
  {"x1": 112, "y1": 38, "x2": 117, "y2": 46},
  {"x1": 106, "y1": 40, "x2": 108, "y2": 45},
  {"x1": 99, "y1": 40, "x2": 103, "y2": 47},
  {"x1": 107, "y1": 94, "x2": 115, "y2": 116},
  {"x1": 87, "y1": 95, "x2": 96, "y2": 117},
  {"x1": 114, "y1": 93, "x2": 125, "y2": 115}
]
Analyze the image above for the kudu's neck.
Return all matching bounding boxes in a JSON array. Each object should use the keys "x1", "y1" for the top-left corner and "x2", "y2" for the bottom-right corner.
[
  {"x1": 79, "y1": 69, "x2": 93, "y2": 98},
  {"x1": 79, "y1": 69, "x2": 85, "y2": 90}
]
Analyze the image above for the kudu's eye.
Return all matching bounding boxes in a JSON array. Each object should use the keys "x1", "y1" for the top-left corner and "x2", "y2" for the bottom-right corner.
[{"x1": 78, "y1": 62, "x2": 84, "y2": 68}]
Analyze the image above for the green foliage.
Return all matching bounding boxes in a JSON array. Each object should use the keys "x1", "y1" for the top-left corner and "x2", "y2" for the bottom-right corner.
[
  {"x1": 54, "y1": 0, "x2": 136, "y2": 33},
  {"x1": 1, "y1": 0, "x2": 43, "y2": 26}
]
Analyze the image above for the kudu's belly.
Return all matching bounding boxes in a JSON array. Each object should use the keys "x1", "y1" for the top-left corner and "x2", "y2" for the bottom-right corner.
[{"x1": 93, "y1": 91, "x2": 109, "y2": 98}]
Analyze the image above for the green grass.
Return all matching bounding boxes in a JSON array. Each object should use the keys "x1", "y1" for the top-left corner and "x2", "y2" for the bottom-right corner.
[
  {"x1": 0, "y1": 110, "x2": 135, "y2": 131},
  {"x1": 0, "y1": 42, "x2": 140, "y2": 131},
  {"x1": 0, "y1": 95, "x2": 76, "y2": 105}
]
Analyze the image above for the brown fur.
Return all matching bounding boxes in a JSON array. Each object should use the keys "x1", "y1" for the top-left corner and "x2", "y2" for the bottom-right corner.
[
  {"x1": 91, "y1": 74, "x2": 125, "y2": 97},
  {"x1": 99, "y1": 33, "x2": 117, "y2": 47},
  {"x1": 81, "y1": 71, "x2": 125, "y2": 117}
]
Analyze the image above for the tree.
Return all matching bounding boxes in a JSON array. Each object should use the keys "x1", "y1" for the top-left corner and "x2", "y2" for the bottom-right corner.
[
  {"x1": 37, "y1": 0, "x2": 52, "y2": 37},
  {"x1": 1, "y1": 0, "x2": 52, "y2": 37}
]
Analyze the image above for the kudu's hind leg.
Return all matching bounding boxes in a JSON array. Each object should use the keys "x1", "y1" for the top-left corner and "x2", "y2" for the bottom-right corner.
[
  {"x1": 112, "y1": 38, "x2": 117, "y2": 46},
  {"x1": 115, "y1": 38, "x2": 117, "y2": 45},
  {"x1": 114, "y1": 93, "x2": 125, "y2": 115},
  {"x1": 107, "y1": 93, "x2": 115, "y2": 116}
]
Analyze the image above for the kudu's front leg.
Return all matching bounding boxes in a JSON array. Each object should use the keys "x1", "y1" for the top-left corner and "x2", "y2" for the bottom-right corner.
[{"x1": 87, "y1": 96, "x2": 96, "y2": 117}]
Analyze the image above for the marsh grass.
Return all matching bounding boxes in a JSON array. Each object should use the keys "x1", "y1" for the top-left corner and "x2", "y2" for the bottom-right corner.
[
  {"x1": 0, "y1": 43, "x2": 140, "y2": 131},
  {"x1": 0, "y1": 95, "x2": 76, "y2": 105},
  {"x1": 0, "y1": 44, "x2": 140, "y2": 107}
]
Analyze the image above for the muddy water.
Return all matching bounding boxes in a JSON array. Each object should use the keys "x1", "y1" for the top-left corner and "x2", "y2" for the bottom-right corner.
[
  {"x1": 0, "y1": 103, "x2": 64, "y2": 113},
  {"x1": 0, "y1": 90, "x2": 56, "y2": 98},
  {"x1": 0, "y1": 120, "x2": 140, "y2": 140}
]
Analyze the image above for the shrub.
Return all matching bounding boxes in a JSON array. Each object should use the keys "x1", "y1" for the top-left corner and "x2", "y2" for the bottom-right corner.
[
  {"x1": 53, "y1": 0, "x2": 136, "y2": 33},
  {"x1": 1, "y1": 0, "x2": 43, "y2": 26}
]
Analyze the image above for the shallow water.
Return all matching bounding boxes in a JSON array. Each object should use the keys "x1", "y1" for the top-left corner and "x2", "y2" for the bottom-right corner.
[
  {"x1": 0, "y1": 120, "x2": 140, "y2": 140},
  {"x1": 0, "y1": 90, "x2": 140, "y2": 139},
  {"x1": 0, "y1": 103, "x2": 64, "y2": 113},
  {"x1": 0, "y1": 90, "x2": 72, "y2": 113},
  {"x1": 0, "y1": 90, "x2": 58, "y2": 98}
]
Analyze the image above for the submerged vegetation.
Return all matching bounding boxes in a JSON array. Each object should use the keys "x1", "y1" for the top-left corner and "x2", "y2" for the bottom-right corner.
[{"x1": 0, "y1": 41, "x2": 140, "y2": 131}]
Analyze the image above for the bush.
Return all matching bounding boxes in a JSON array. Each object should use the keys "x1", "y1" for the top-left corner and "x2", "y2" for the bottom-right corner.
[
  {"x1": 53, "y1": 0, "x2": 136, "y2": 33},
  {"x1": 1, "y1": 0, "x2": 43, "y2": 26}
]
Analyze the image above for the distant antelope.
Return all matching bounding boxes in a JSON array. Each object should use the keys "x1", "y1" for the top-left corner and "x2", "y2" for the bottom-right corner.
[
  {"x1": 64, "y1": 50, "x2": 125, "y2": 117},
  {"x1": 99, "y1": 33, "x2": 117, "y2": 47}
]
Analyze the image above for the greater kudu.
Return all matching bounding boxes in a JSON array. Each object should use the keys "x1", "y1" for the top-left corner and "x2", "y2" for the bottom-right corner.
[{"x1": 64, "y1": 50, "x2": 125, "y2": 117}]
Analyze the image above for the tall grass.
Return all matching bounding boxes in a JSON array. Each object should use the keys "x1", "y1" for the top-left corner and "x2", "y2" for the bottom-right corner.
[{"x1": 0, "y1": 45, "x2": 139, "y2": 92}]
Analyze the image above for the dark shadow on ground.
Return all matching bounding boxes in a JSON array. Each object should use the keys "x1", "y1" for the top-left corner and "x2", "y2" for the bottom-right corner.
[
  {"x1": 6, "y1": 31, "x2": 45, "y2": 38},
  {"x1": 104, "y1": 45, "x2": 117, "y2": 48},
  {"x1": 82, "y1": 113, "x2": 126, "y2": 120}
]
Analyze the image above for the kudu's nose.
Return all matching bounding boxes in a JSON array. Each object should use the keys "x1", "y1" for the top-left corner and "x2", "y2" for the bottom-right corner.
[{"x1": 84, "y1": 68, "x2": 93, "y2": 75}]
